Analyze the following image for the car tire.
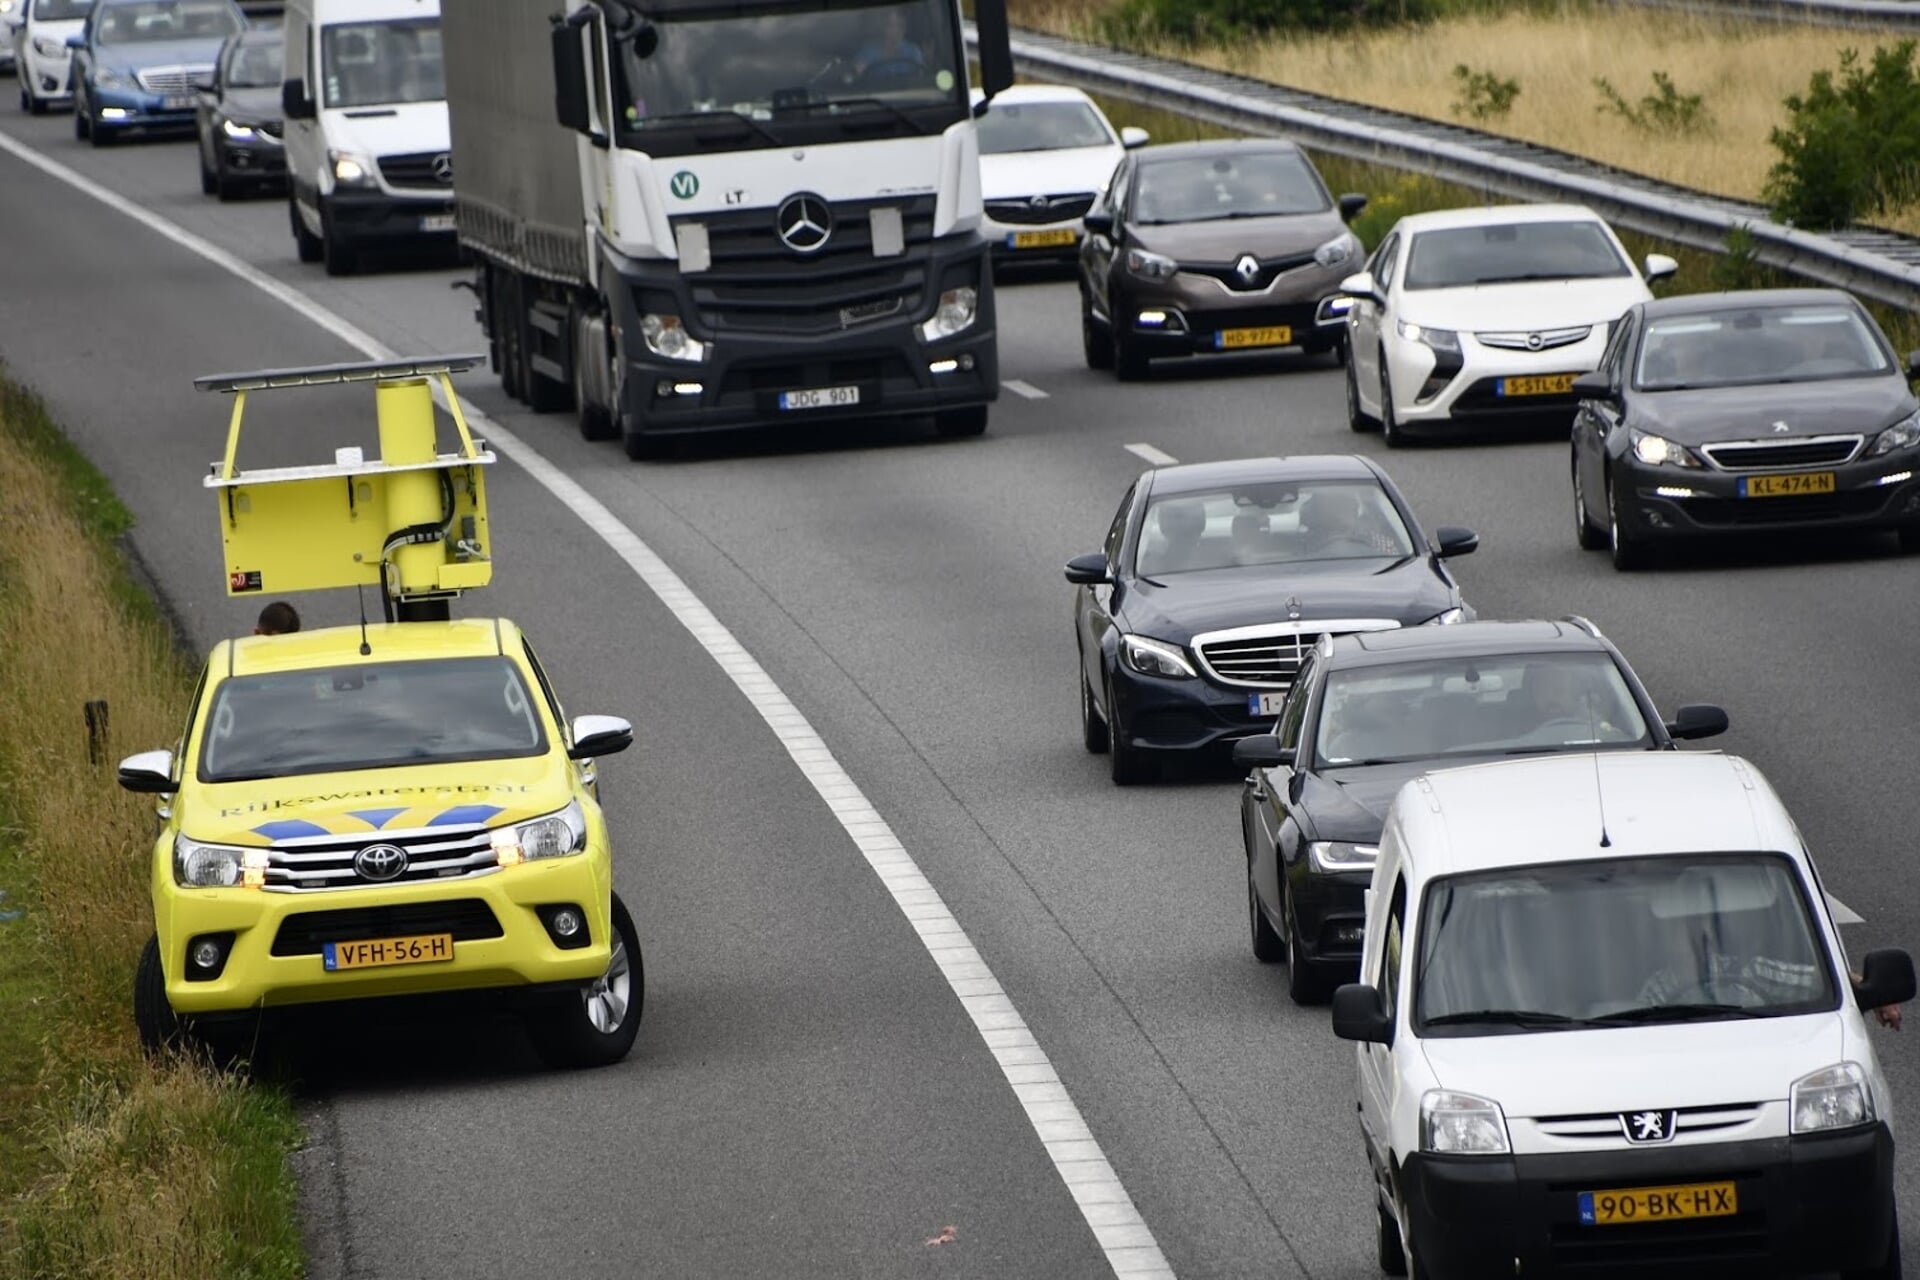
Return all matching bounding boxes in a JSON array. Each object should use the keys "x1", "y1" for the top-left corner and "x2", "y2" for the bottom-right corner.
[
  {"x1": 1607, "y1": 471, "x2": 1650, "y2": 572},
  {"x1": 1841, "y1": 1201, "x2": 1900, "y2": 1280},
  {"x1": 1345, "y1": 354, "x2": 1378, "y2": 433},
  {"x1": 1284, "y1": 883, "x2": 1334, "y2": 1005},
  {"x1": 1379, "y1": 356, "x2": 1408, "y2": 449},
  {"x1": 528, "y1": 893, "x2": 643, "y2": 1070},
  {"x1": 1112, "y1": 325, "x2": 1149, "y2": 383},
  {"x1": 1081, "y1": 296, "x2": 1113, "y2": 371},
  {"x1": 1105, "y1": 677, "x2": 1153, "y2": 786},
  {"x1": 199, "y1": 147, "x2": 217, "y2": 195},
  {"x1": 574, "y1": 313, "x2": 620, "y2": 442},
  {"x1": 1573, "y1": 454, "x2": 1607, "y2": 551},
  {"x1": 73, "y1": 93, "x2": 88, "y2": 138},
  {"x1": 1249, "y1": 870, "x2": 1284, "y2": 963},
  {"x1": 1377, "y1": 1200, "x2": 1409, "y2": 1277},
  {"x1": 290, "y1": 194, "x2": 323, "y2": 263},
  {"x1": 1079, "y1": 666, "x2": 1109, "y2": 755}
]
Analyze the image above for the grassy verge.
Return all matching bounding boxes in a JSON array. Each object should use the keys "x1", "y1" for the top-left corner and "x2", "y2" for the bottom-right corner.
[
  {"x1": 1012, "y1": 0, "x2": 1920, "y2": 233},
  {"x1": 0, "y1": 373, "x2": 304, "y2": 1280}
]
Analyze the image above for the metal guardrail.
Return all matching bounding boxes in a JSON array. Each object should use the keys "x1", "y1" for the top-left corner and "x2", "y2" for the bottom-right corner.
[
  {"x1": 973, "y1": 24, "x2": 1920, "y2": 312},
  {"x1": 1613, "y1": 0, "x2": 1920, "y2": 30}
]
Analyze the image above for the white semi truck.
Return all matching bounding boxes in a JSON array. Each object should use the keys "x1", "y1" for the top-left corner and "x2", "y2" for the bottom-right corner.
[{"x1": 443, "y1": 0, "x2": 1014, "y2": 459}]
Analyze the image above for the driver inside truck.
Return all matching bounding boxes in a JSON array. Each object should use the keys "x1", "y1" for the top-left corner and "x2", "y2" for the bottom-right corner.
[{"x1": 852, "y1": 8, "x2": 924, "y2": 78}]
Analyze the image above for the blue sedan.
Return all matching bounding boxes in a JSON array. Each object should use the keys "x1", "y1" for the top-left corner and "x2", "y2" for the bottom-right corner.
[{"x1": 70, "y1": 0, "x2": 245, "y2": 147}]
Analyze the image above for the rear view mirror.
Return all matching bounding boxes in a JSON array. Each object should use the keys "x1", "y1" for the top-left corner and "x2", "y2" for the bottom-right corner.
[
  {"x1": 1664, "y1": 703, "x2": 1728, "y2": 741},
  {"x1": 1119, "y1": 126, "x2": 1149, "y2": 149},
  {"x1": 1855, "y1": 949, "x2": 1917, "y2": 1011},
  {"x1": 1231, "y1": 735, "x2": 1294, "y2": 769},
  {"x1": 1434, "y1": 526, "x2": 1479, "y2": 558},
  {"x1": 281, "y1": 76, "x2": 314, "y2": 120},
  {"x1": 117, "y1": 749, "x2": 175, "y2": 794},
  {"x1": 568, "y1": 714, "x2": 634, "y2": 760},
  {"x1": 1338, "y1": 192, "x2": 1368, "y2": 221},
  {"x1": 1314, "y1": 294, "x2": 1352, "y2": 328},
  {"x1": 1063, "y1": 552, "x2": 1110, "y2": 586},
  {"x1": 1331, "y1": 984, "x2": 1392, "y2": 1044}
]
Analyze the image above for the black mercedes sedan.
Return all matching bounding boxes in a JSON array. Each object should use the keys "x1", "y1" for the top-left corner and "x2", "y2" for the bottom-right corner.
[
  {"x1": 1571, "y1": 287, "x2": 1920, "y2": 569},
  {"x1": 1066, "y1": 454, "x2": 1478, "y2": 785},
  {"x1": 193, "y1": 27, "x2": 285, "y2": 201},
  {"x1": 1232, "y1": 619, "x2": 1728, "y2": 1003}
]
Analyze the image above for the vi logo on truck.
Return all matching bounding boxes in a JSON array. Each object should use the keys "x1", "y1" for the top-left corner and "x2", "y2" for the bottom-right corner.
[{"x1": 670, "y1": 170, "x2": 699, "y2": 199}]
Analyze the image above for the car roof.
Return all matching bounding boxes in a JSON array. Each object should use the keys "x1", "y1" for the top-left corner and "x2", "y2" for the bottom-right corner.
[
  {"x1": 1639, "y1": 288, "x2": 1860, "y2": 319},
  {"x1": 1145, "y1": 454, "x2": 1381, "y2": 496},
  {"x1": 1391, "y1": 752, "x2": 1798, "y2": 882},
  {"x1": 1131, "y1": 139, "x2": 1303, "y2": 165},
  {"x1": 222, "y1": 618, "x2": 517, "y2": 678},
  {"x1": 1390, "y1": 202, "x2": 1606, "y2": 234},
  {"x1": 971, "y1": 84, "x2": 1100, "y2": 107},
  {"x1": 1329, "y1": 620, "x2": 1609, "y2": 667}
]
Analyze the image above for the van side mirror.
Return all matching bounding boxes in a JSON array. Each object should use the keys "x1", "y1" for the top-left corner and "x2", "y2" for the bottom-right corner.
[
  {"x1": 550, "y1": 11, "x2": 593, "y2": 135},
  {"x1": 281, "y1": 76, "x2": 315, "y2": 120},
  {"x1": 1064, "y1": 552, "x2": 1111, "y2": 586},
  {"x1": 1855, "y1": 949, "x2": 1917, "y2": 1011},
  {"x1": 1232, "y1": 735, "x2": 1293, "y2": 769},
  {"x1": 1331, "y1": 983, "x2": 1392, "y2": 1045},
  {"x1": 1664, "y1": 703, "x2": 1728, "y2": 741},
  {"x1": 1338, "y1": 192, "x2": 1368, "y2": 221},
  {"x1": 1434, "y1": 526, "x2": 1478, "y2": 558},
  {"x1": 568, "y1": 714, "x2": 633, "y2": 760},
  {"x1": 117, "y1": 749, "x2": 175, "y2": 794}
]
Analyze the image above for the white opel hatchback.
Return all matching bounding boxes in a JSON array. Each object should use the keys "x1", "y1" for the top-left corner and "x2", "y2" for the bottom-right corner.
[
  {"x1": 1334, "y1": 751, "x2": 1910, "y2": 1279},
  {"x1": 1331, "y1": 203, "x2": 1677, "y2": 447},
  {"x1": 973, "y1": 84, "x2": 1145, "y2": 266}
]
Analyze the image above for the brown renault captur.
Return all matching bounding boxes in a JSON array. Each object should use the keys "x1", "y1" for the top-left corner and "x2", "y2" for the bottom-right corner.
[{"x1": 1078, "y1": 140, "x2": 1366, "y2": 381}]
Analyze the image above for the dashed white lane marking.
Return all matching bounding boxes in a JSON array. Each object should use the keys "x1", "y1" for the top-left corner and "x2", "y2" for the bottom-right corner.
[
  {"x1": 1124, "y1": 443, "x2": 1179, "y2": 467},
  {"x1": 1829, "y1": 894, "x2": 1865, "y2": 926},
  {"x1": 0, "y1": 132, "x2": 1176, "y2": 1279},
  {"x1": 1004, "y1": 378, "x2": 1049, "y2": 400}
]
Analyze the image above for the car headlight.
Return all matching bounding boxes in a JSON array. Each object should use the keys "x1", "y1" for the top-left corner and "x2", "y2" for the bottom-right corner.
[
  {"x1": 1308, "y1": 841, "x2": 1379, "y2": 873},
  {"x1": 1869, "y1": 411, "x2": 1920, "y2": 457},
  {"x1": 1314, "y1": 232, "x2": 1359, "y2": 269},
  {"x1": 93, "y1": 67, "x2": 129, "y2": 89},
  {"x1": 32, "y1": 33, "x2": 63, "y2": 57},
  {"x1": 1119, "y1": 633, "x2": 1197, "y2": 680},
  {"x1": 490, "y1": 799, "x2": 588, "y2": 865},
  {"x1": 173, "y1": 835, "x2": 251, "y2": 888},
  {"x1": 1420, "y1": 1090, "x2": 1511, "y2": 1154},
  {"x1": 330, "y1": 150, "x2": 376, "y2": 188},
  {"x1": 918, "y1": 286, "x2": 977, "y2": 342},
  {"x1": 1422, "y1": 607, "x2": 1465, "y2": 626},
  {"x1": 1125, "y1": 248, "x2": 1179, "y2": 281},
  {"x1": 1791, "y1": 1062, "x2": 1875, "y2": 1134},
  {"x1": 1630, "y1": 428, "x2": 1702, "y2": 469},
  {"x1": 1396, "y1": 319, "x2": 1460, "y2": 355},
  {"x1": 640, "y1": 312, "x2": 706, "y2": 363},
  {"x1": 222, "y1": 118, "x2": 258, "y2": 141}
]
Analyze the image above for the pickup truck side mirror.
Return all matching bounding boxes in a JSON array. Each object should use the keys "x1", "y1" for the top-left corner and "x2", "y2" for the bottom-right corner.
[
  {"x1": 1331, "y1": 983, "x2": 1392, "y2": 1045},
  {"x1": 568, "y1": 714, "x2": 634, "y2": 760},
  {"x1": 281, "y1": 76, "x2": 315, "y2": 120},
  {"x1": 1855, "y1": 949, "x2": 1917, "y2": 1011},
  {"x1": 1063, "y1": 551, "x2": 1111, "y2": 586},
  {"x1": 1664, "y1": 703, "x2": 1728, "y2": 741},
  {"x1": 117, "y1": 749, "x2": 175, "y2": 794}
]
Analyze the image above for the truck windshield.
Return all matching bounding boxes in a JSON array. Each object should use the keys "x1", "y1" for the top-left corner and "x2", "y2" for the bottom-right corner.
[
  {"x1": 1413, "y1": 854, "x2": 1838, "y2": 1036},
  {"x1": 321, "y1": 17, "x2": 443, "y2": 109},
  {"x1": 612, "y1": 0, "x2": 965, "y2": 151},
  {"x1": 197, "y1": 657, "x2": 549, "y2": 782}
]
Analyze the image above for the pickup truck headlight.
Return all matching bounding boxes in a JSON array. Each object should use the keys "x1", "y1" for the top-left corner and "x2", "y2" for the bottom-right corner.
[
  {"x1": 1125, "y1": 248, "x2": 1179, "y2": 281},
  {"x1": 1119, "y1": 633, "x2": 1196, "y2": 679},
  {"x1": 490, "y1": 800, "x2": 587, "y2": 865},
  {"x1": 330, "y1": 149, "x2": 376, "y2": 188},
  {"x1": 174, "y1": 835, "x2": 248, "y2": 887},
  {"x1": 1420, "y1": 1090, "x2": 1511, "y2": 1154},
  {"x1": 918, "y1": 286, "x2": 977, "y2": 342},
  {"x1": 1630, "y1": 428, "x2": 1702, "y2": 469},
  {"x1": 640, "y1": 312, "x2": 706, "y2": 363},
  {"x1": 1869, "y1": 411, "x2": 1920, "y2": 457},
  {"x1": 1308, "y1": 841, "x2": 1379, "y2": 872},
  {"x1": 1791, "y1": 1062, "x2": 1875, "y2": 1133}
]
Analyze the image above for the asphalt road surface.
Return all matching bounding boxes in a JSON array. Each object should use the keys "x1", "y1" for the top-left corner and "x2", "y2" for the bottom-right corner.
[{"x1": 2, "y1": 100, "x2": 1917, "y2": 1280}]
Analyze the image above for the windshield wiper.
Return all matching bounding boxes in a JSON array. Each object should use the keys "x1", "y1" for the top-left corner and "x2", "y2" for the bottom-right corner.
[
  {"x1": 208, "y1": 770, "x2": 289, "y2": 783},
  {"x1": 1593, "y1": 1002, "x2": 1765, "y2": 1024},
  {"x1": 1423, "y1": 1008, "x2": 1587, "y2": 1028},
  {"x1": 781, "y1": 95, "x2": 931, "y2": 135},
  {"x1": 649, "y1": 109, "x2": 782, "y2": 147}
]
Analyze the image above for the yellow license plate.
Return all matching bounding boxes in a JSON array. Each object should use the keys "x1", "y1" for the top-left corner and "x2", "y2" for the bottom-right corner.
[
  {"x1": 1740, "y1": 471, "x2": 1836, "y2": 498},
  {"x1": 1216, "y1": 325, "x2": 1291, "y2": 350},
  {"x1": 323, "y1": 932, "x2": 455, "y2": 972},
  {"x1": 1009, "y1": 228, "x2": 1078, "y2": 249},
  {"x1": 1498, "y1": 373, "x2": 1579, "y2": 396},
  {"x1": 1578, "y1": 1181, "x2": 1737, "y2": 1226}
]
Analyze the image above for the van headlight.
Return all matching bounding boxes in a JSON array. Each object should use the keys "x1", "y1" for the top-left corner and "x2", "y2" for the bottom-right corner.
[
  {"x1": 32, "y1": 33, "x2": 65, "y2": 57},
  {"x1": 1420, "y1": 1090, "x2": 1510, "y2": 1154},
  {"x1": 1308, "y1": 841, "x2": 1378, "y2": 872},
  {"x1": 1791, "y1": 1062, "x2": 1875, "y2": 1133},
  {"x1": 330, "y1": 150, "x2": 376, "y2": 188},
  {"x1": 1119, "y1": 633, "x2": 1196, "y2": 679},
  {"x1": 490, "y1": 800, "x2": 588, "y2": 865},
  {"x1": 173, "y1": 836, "x2": 246, "y2": 887},
  {"x1": 919, "y1": 287, "x2": 977, "y2": 341}
]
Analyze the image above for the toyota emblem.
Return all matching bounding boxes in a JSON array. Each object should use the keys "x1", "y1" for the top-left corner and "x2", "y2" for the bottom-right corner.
[
  {"x1": 775, "y1": 192, "x2": 833, "y2": 254},
  {"x1": 353, "y1": 843, "x2": 409, "y2": 882},
  {"x1": 1525, "y1": 332, "x2": 1544, "y2": 350},
  {"x1": 431, "y1": 153, "x2": 452, "y2": 184},
  {"x1": 1234, "y1": 253, "x2": 1261, "y2": 284}
]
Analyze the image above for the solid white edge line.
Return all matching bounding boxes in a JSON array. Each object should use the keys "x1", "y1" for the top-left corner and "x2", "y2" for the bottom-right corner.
[
  {"x1": 1829, "y1": 894, "x2": 1865, "y2": 926},
  {"x1": 0, "y1": 132, "x2": 1177, "y2": 1278},
  {"x1": 1124, "y1": 443, "x2": 1178, "y2": 467},
  {"x1": 1004, "y1": 378, "x2": 1049, "y2": 400}
]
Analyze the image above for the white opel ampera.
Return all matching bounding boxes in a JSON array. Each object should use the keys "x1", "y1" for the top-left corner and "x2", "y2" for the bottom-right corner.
[{"x1": 1333, "y1": 750, "x2": 1911, "y2": 1279}]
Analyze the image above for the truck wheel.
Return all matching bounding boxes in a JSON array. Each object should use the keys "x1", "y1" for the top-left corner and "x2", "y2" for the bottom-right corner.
[
  {"x1": 529, "y1": 894, "x2": 643, "y2": 1069},
  {"x1": 134, "y1": 934, "x2": 183, "y2": 1053},
  {"x1": 290, "y1": 195, "x2": 322, "y2": 263},
  {"x1": 933, "y1": 405, "x2": 988, "y2": 438}
]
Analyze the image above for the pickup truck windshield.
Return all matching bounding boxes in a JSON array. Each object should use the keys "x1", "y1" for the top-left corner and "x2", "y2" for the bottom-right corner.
[
  {"x1": 198, "y1": 656, "x2": 548, "y2": 782},
  {"x1": 1414, "y1": 854, "x2": 1838, "y2": 1035},
  {"x1": 611, "y1": 0, "x2": 965, "y2": 153}
]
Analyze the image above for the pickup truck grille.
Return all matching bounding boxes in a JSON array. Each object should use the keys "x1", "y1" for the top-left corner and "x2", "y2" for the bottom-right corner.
[
  {"x1": 270, "y1": 900, "x2": 503, "y2": 956},
  {"x1": 378, "y1": 150, "x2": 452, "y2": 191},
  {"x1": 262, "y1": 823, "x2": 499, "y2": 893}
]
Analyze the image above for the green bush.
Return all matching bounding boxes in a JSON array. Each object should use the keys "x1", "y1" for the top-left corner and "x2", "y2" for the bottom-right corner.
[
  {"x1": 1451, "y1": 65, "x2": 1520, "y2": 120},
  {"x1": 1593, "y1": 71, "x2": 1710, "y2": 135},
  {"x1": 1766, "y1": 40, "x2": 1920, "y2": 230},
  {"x1": 1097, "y1": 0, "x2": 1441, "y2": 43}
]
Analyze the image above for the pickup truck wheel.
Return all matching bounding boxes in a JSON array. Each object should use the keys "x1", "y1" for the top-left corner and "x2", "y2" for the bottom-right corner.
[
  {"x1": 134, "y1": 934, "x2": 182, "y2": 1053},
  {"x1": 530, "y1": 894, "x2": 643, "y2": 1069}
]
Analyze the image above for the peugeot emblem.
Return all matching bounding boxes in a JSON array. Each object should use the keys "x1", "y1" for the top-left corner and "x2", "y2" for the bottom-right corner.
[
  {"x1": 1285, "y1": 595, "x2": 1303, "y2": 621},
  {"x1": 1620, "y1": 1109, "x2": 1677, "y2": 1144},
  {"x1": 431, "y1": 152, "x2": 452, "y2": 184},
  {"x1": 776, "y1": 192, "x2": 833, "y2": 254},
  {"x1": 353, "y1": 843, "x2": 409, "y2": 882},
  {"x1": 1525, "y1": 332, "x2": 1544, "y2": 350},
  {"x1": 1773, "y1": 420, "x2": 1792, "y2": 434},
  {"x1": 1234, "y1": 253, "x2": 1261, "y2": 285}
]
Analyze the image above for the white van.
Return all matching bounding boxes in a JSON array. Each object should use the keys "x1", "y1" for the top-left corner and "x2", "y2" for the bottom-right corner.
[
  {"x1": 1334, "y1": 750, "x2": 1911, "y2": 1279},
  {"x1": 279, "y1": 0, "x2": 449, "y2": 275}
]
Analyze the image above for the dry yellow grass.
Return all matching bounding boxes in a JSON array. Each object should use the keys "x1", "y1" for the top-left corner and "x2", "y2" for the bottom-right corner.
[{"x1": 1009, "y1": 0, "x2": 1920, "y2": 232}]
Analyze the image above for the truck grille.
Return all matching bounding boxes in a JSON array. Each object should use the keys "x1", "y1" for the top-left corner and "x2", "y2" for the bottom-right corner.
[
  {"x1": 136, "y1": 65, "x2": 211, "y2": 95},
  {"x1": 1193, "y1": 620, "x2": 1400, "y2": 689},
  {"x1": 270, "y1": 899, "x2": 503, "y2": 956},
  {"x1": 378, "y1": 150, "x2": 453, "y2": 191},
  {"x1": 672, "y1": 195, "x2": 938, "y2": 337},
  {"x1": 263, "y1": 824, "x2": 500, "y2": 893},
  {"x1": 985, "y1": 192, "x2": 1094, "y2": 225},
  {"x1": 1700, "y1": 434, "x2": 1861, "y2": 471}
]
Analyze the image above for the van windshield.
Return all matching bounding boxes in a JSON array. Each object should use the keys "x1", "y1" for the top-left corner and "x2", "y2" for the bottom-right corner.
[
  {"x1": 1414, "y1": 854, "x2": 1837, "y2": 1035},
  {"x1": 321, "y1": 17, "x2": 443, "y2": 109}
]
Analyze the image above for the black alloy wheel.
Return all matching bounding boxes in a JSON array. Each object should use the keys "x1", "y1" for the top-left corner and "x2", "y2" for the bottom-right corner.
[
  {"x1": 528, "y1": 894, "x2": 644, "y2": 1069},
  {"x1": 1346, "y1": 354, "x2": 1377, "y2": 433},
  {"x1": 1283, "y1": 883, "x2": 1335, "y2": 1005},
  {"x1": 1606, "y1": 470, "x2": 1650, "y2": 571},
  {"x1": 1379, "y1": 354, "x2": 1407, "y2": 449},
  {"x1": 1104, "y1": 675, "x2": 1152, "y2": 785},
  {"x1": 1079, "y1": 659, "x2": 1109, "y2": 755},
  {"x1": 1249, "y1": 870, "x2": 1284, "y2": 962},
  {"x1": 1081, "y1": 293, "x2": 1113, "y2": 371}
]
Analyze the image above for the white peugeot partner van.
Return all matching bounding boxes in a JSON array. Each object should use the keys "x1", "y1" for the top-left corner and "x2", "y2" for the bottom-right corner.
[
  {"x1": 279, "y1": 0, "x2": 450, "y2": 275},
  {"x1": 1334, "y1": 751, "x2": 1912, "y2": 1279}
]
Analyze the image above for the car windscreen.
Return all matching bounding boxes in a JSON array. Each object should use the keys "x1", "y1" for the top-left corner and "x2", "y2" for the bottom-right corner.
[
  {"x1": 224, "y1": 36, "x2": 281, "y2": 88},
  {"x1": 1136, "y1": 479, "x2": 1414, "y2": 577},
  {"x1": 1315, "y1": 651, "x2": 1651, "y2": 767},
  {"x1": 1403, "y1": 219, "x2": 1630, "y2": 290},
  {"x1": 321, "y1": 17, "x2": 442, "y2": 108},
  {"x1": 95, "y1": 0, "x2": 239, "y2": 42},
  {"x1": 1635, "y1": 304, "x2": 1894, "y2": 390},
  {"x1": 33, "y1": 0, "x2": 93, "y2": 19},
  {"x1": 1133, "y1": 150, "x2": 1330, "y2": 224},
  {"x1": 977, "y1": 100, "x2": 1111, "y2": 154},
  {"x1": 197, "y1": 656, "x2": 548, "y2": 782},
  {"x1": 1414, "y1": 854, "x2": 1838, "y2": 1035}
]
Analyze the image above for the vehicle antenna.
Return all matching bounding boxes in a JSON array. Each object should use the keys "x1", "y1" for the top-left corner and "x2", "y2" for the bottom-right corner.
[
  {"x1": 355, "y1": 585, "x2": 372, "y2": 656},
  {"x1": 1587, "y1": 694, "x2": 1610, "y2": 848}
]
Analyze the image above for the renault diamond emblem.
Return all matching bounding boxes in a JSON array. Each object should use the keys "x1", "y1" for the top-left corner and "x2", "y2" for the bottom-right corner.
[
  {"x1": 1234, "y1": 254, "x2": 1261, "y2": 285},
  {"x1": 776, "y1": 192, "x2": 833, "y2": 254},
  {"x1": 1525, "y1": 332, "x2": 1544, "y2": 350},
  {"x1": 431, "y1": 152, "x2": 452, "y2": 184},
  {"x1": 1621, "y1": 1109, "x2": 1677, "y2": 1144},
  {"x1": 1773, "y1": 420, "x2": 1792, "y2": 433},
  {"x1": 1285, "y1": 595, "x2": 1303, "y2": 621},
  {"x1": 353, "y1": 843, "x2": 409, "y2": 882}
]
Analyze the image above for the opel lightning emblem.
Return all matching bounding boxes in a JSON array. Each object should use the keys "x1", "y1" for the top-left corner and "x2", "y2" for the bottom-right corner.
[
  {"x1": 1030, "y1": 193, "x2": 1051, "y2": 209},
  {"x1": 776, "y1": 192, "x2": 833, "y2": 254},
  {"x1": 431, "y1": 152, "x2": 452, "y2": 184},
  {"x1": 1285, "y1": 595, "x2": 1303, "y2": 621},
  {"x1": 1525, "y1": 332, "x2": 1544, "y2": 351},
  {"x1": 353, "y1": 843, "x2": 409, "y2": 882},
  {"x1": 1234, "y1": 254, "x2": 1261, "y2": 285},
  {"x1": 1621, "y1": 1109, "x2": 1677, "y2": 1144},
  {"x1": 1773, "y1": 420, "x2": 1792, "y2": 434}
]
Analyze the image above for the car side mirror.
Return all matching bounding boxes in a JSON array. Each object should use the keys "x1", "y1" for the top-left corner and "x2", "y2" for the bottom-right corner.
[
  {"x1": 1119, "y1": 126, "x2": 1149, "y2": 149},
  {"x1": 1082, "y1": 210, "x2": 1114, "y2": 238},
  {"x1": 193, "y1": 71, "x2": 216, "y2": 91},
  {"x1": 1906, "y1": 350, "x2": 1920, "y2": 380},
  {"x1": 1338, "y1": 192, "x2": 1368, "y2": 221},
  {"x1": 1434, "y1": 526, "x2": 1479, "y2": 558},
  {"x1": 117, "y1": 749, "x2": 175, "y2": 794},
  {"x1": 1063, "y1": 551, "x2": 1111, "y2": 586},
  {"x1": 1331, "y1": 983, "x2": 1392, "y2": 1044},
  {"x1": 1856, "y1": 949, "x2": 1917, "y2": 1011},
  {"x1": 281, "y1": 76, "x2": 315, "y2": 120},
  {"x1": 1642, "y1": 253, "x2": 1679, "y2": 284},
  {"x1": 1337, "y1": 270, "x2": 1381, "y2": 305},
  {"x1": 65, "y1": 32, "x2": 84, "y2": 48},
  {"x1": 1571, "y1": 370, "x2": 1616, "y2": 403},
  {"x1": 1664, "y1": 703, "x2": 1728, "y2": 741},
  {"x1": 568, "y1": 714, "x2": 633, "y2": 760},
  {"x1": 1231, "y1": 735, "x2": 1294, "y2": 769}
]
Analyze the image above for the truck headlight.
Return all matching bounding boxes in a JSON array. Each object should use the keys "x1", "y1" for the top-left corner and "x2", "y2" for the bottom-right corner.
[
  {"x1": 173, "y1": 836, "x2": 246, "y2": 887},
  {"x1": 1119, "y1": 633, "x2": 1196, "y2": 679},
  {"x1": 640, "y1": 313, "x2": 706, "y2": 362},
  {"x1": 1791, "y1": 1062, "x2": 1875, "y2": 1133},
  {"x1": 1869, "y1": 411, "x2": 1920, "y2": 457},
  {"x1": 330, "y1": 150, "x2": 376, "y2": 188},
  {"x1": 918, "y1": 287, "x2": 977, "y2": 342},
  {"x1": 490, "y1": 800, "x2": 587, "y2": 866},
  {"x1": 1308, "y1": 841, "x2": 1379, "y2": 872},
  {"x1": 1420, "y1": 1090, "x2": 1510, "y2": 1154},
  {"x1": 1630, "y1": 428, "x2": 1701, "y2": 469}
]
